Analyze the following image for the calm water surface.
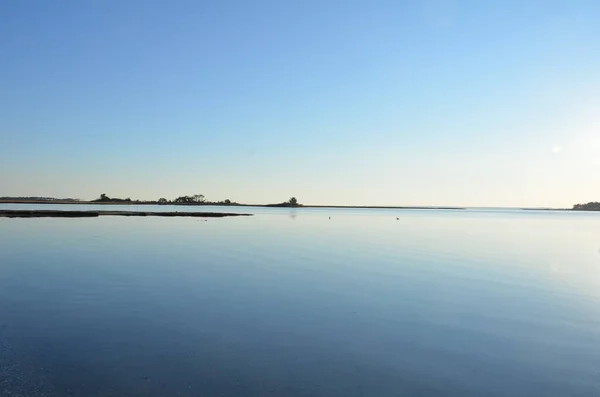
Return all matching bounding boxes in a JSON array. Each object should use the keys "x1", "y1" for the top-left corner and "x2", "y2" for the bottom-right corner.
[{"x1": 1, "y1": 205, "x2": 600, "y2": 396}]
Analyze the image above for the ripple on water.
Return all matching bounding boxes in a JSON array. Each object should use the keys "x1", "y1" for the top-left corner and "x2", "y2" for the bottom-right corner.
[{"x1": 0, "y1": 335, "x2": 54, "y2": 397}]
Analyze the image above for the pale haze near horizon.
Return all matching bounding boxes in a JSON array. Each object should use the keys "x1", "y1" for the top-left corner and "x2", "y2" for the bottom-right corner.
[{"x1": 1, "y1": 1, "x2": 599, "y2": 207}]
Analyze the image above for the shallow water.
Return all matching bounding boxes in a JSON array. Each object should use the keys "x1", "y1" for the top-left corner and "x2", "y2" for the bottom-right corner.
[{"x1": 1, "y1": 206, "x2": 600, "y2": 396}]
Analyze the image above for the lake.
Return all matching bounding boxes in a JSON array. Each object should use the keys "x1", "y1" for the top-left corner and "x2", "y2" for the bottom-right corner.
[{"x1": 1, "y1": 204, "x2": 600, "y2": 396}]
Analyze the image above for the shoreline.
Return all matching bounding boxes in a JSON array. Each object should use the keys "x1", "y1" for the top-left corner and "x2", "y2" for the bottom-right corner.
[
  {"x1": 0, "y1": 200, "x2": 466, "y2": 210},
  {"x1": 4, "y1": 201, "x2": 594, "y2": 212},
  {"x1": 520, "y1": 207, "x2": 570, "y2": 211}
]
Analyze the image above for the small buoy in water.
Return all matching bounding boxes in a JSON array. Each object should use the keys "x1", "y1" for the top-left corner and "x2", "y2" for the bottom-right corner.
[
  {"x1": 396, "y1": 217, "x2": 399, "y2": 220},
  {"x1": 328, "y1": 216, "x2": 331, "y2": 219}
]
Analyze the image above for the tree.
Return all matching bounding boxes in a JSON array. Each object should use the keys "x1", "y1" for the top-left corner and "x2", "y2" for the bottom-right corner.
[
  {"x1": 573, "y1": 202, "x2": 600, "y2": 211},
  {"x1": 174, "y1": 195, "x2": 192, "y2": 203},
  {"x1": 266, "y1": 197, "x2": 301, "y2": 207},
  {"x1": 158, "y1": 198, "x2": 168, "y2": 204},
  {"x1": 100, "y1": 193, "x2": 109, "y2": 201},
  {"x1": 192, "y1": 194, "x2": 205, "y2": 203},
  {"x1": 174, "y1": 195, "x2": 205, "y2": 204}
]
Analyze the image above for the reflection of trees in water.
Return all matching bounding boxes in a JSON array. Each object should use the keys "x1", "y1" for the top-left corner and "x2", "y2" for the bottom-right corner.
[{"x1": 289, "y1": 210, "x2": 297, "y2": 220}]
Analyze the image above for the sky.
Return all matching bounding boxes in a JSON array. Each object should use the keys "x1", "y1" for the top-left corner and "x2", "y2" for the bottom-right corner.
[{"x1": 1, "y1": 0, "x2": 599, "y2": 207}]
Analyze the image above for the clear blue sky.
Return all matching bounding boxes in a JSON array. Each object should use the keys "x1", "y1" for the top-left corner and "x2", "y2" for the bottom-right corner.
[{"x1": 1, "y1": 0, "x2": 599, "y2": 206}]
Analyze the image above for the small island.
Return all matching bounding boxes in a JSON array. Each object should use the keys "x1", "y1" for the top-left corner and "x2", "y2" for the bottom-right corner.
[{"x1": 266, "y1": 197, "x2": 302, "y2": 208}]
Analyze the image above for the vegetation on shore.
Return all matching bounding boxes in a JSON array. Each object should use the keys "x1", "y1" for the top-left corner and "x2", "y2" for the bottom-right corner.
[
  {"x1": 1, "y1": 193, "x2": 301, "y2": 207},
  {"x1": 572, "y1": 202, "x2": 600, "y2": 211},
  {"x1": 265, "y1": 197, "x2": 302, "y2": 208},
  {"x1": 9, "y1": 195, "x2": 596, "y2": 211},
  {"x1": 90, "y1": 193, "x2": 302, "y2": 207},
  {"x1": 92, "y1": 193, "x2": 240, "y2": 206}
]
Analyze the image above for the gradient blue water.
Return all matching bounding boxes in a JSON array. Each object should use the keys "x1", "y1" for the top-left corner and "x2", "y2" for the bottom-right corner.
[{"x1": 1, "y1": 206, "x2": 600, "y2": 396}]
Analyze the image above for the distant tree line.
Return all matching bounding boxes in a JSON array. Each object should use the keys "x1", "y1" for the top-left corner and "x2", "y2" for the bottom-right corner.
[
  {"x1": 173, "y1": 194, "x2": 205, "y2": 204},
  {"x1": 169, "y1": 194, "x2": 236, "y2": 205},
  {"x1": 573, "y1": 202, "x2": 600, "y2": 211},
  {"x1": 2, "y1": 194, "x2": 303, "y2": 207},
  {"x1": 92, "y1": 193, "x2": 238, "y2": 206},
  {"x1": 93, "y1": 193, "x2": 132, "y2": 203}
]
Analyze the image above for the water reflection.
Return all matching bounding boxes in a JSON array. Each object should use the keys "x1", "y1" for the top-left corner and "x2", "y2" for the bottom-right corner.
[
  {"x1": 288, "y1": 209, "x2": 297, "y2": 220},
  {"x1": 1, "y1": 209, "x2": 599, "y2": 396}
]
